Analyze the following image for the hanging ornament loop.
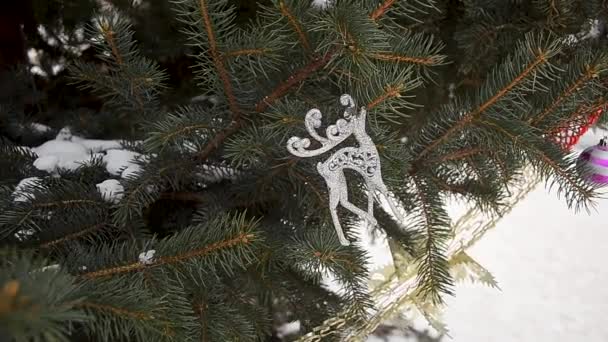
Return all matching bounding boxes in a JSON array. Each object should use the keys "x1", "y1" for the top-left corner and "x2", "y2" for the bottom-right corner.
[{"x1": 287, "y1": 94, "x2": 402, "y2": 246}]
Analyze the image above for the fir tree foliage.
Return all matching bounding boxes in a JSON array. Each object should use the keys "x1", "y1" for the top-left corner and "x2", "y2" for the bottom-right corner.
[
  {"x1": 69, "y1": 13, "x2": 168, "y2": 122},
  {"x1": 2, "y1": 0, "x2": 608, "y2": 341},
  {"x1": 0, "y1": 249, "x2": 86, "y2": 342}
]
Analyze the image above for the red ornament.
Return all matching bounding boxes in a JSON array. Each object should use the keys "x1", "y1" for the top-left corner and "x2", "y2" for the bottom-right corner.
[{"x1": 552, "y1": 108, "x2": 603, "y2": 150}]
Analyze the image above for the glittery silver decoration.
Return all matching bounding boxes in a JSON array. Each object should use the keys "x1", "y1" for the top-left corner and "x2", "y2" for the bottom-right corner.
[{"x1": 287, "y1": 94, "x2": 401, "y2": 246}]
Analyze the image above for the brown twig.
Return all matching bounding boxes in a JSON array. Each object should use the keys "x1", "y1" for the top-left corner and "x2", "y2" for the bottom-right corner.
[
  {"x1": 197, "y1": 0, "x2": 242, "y2": 118},
  {"x1": 33, "y1": 199, "x2": 104, "y2": 209},
  {"x1": 81, "y1": 233, "x2": 255, "y2": 279},
  {"x1": 370, "y1": 0, "x2": 397, "y2": 21},
  {"x1": 279, "y1": 0, "x2": 311, "y2": 52},
  {"x1": 429, "y1": 147, "x2": 486, "y2": 164},
  {"x1": 77, "y1": 302, "x2": 152, "y2": 320},
  {"x1": 224, "y1": 48, "x2": 268, "y2": 58},
  {"x1": 367, "y1": 84, "x2": 404, "y2": 109},
  {"x1": 254, "y1": 50, "x2": 336, "y2": 113},
  {"x1": 369, "y1": 52, "x2": 439, "y2": 66},
  {"x1": 40, "y1": 223, "x2": 107, "y2": 249},
  {"x1": 99, "y1": 21, "x2": 146, "y2": 112}
]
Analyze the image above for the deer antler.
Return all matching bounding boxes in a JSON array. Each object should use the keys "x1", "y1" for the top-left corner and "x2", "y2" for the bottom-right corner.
[{"x1": 287, "y1": 94, "x2": 357, "y2": 158}]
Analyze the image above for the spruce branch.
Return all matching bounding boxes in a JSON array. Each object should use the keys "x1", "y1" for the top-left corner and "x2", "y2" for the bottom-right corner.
[
  {"x1": 82, "y1": 213, "x2": 261, "y2": 279},
  {"x1": 77, "y1": 301, "x2": 154, "y2": 321},
  {"x1": 287, "y1": 227, "x2": 372, "y2": 324},
  {"x1": 255, "y1": 1, "x2": 396, "y2": 113},
  {"x1": 196, "y1": 120, "x2": 244, "y2": 161},
  {"x1": 70, "y1": 13, "x2": 167, "y2": 115},
  {"x1": 254, "y1": 50, "x2": 337, "y2": 113},
  {"x1": 1, "y1": 181, "x2": 110, "y2": 241},
  {"x1": 143, "y1": 105, "x2": 225, "y2": 153},
  {"x1": 409, "y1": 177, "x2": 453, "y2": 304},
  {"x1": 366, "y1": 84, "x2": 406, "y2": 110},
  {"x1": 195, "y1": 2, "x2": 397, "y2": 161},
  {"x1": 196, "y1": 0, "x2": 242, "y2": 117},
  {"x1": 98, "y1": 20, "x2": 125, "y2": 66},
  {"x1": 414, "y1": 33, "x2": 561, "y2": 160},
  {"x1": 531, "y1": 64, "x2": 603, "y2": 126},
  {"x1": 547, "y1": 97, "x2": 608, "y2": 136},
  {"x1": 39, "y1": 222, "x2": 108, "y2": 250},
  {"x1": 112, "y1": 155, "x2": 196, "y2": 228},
  {"x1": 479, "y1": 118, "x2": 598, "y2": 211},
  {"x1": 73, "y1": 277, "x2": 195, "y2": 342},
  {"x1": 0, "y1": 248, "x2": 86, "y2": 342},
  {"x1": 429, "y1": 147, "x2": 487, "y2": 164},
  {"x1": 351, "y1": 64, "x2": 422, "y2": 122},
  {"x1": 0, "y1": 142, "x2": 41, "y2": 186},
  {"x1": 278, "y1": 0, "x2": 311, "y2": 53}
]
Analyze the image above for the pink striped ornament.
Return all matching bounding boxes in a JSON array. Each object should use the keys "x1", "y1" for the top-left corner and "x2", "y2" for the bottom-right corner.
[{"x1": 579, "y1": 142, "x2": 608, "y2": 185}]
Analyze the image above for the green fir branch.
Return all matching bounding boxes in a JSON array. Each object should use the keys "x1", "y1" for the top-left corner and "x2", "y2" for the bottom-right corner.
[
  {"x1": 409, "y1": 176, "x2": 453, "y2": 304},
  {"x1": 81, "y1": 212, "x2": 262, "y2": 279}
]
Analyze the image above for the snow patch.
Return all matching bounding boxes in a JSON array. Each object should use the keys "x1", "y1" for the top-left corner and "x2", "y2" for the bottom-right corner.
[
  {"x1": 103, "y1": 149, "x2": 142, "y2": 177},
  {"x1": 563, "y1": 18, "x2": 602, "y2": 46},
  {"x1": 33, "y1": 155, "x2": 60, "y2": 173},
  {"x1": 32, "y1": 140, "x2": 90, "y2": 171},
  {"x1": 138, "y1": 250, "x2": 156, "y2": 265},
  {"x1": 96, "y1": 179, "x2": 124, "y2": 204},
  {"x1": 39, "y1": 264, "x2": 60, "y2": 272},
  {"x1": 311, "y1": 0, "x2": 334, "y2": 9},
  {"x1": 75, "y1": 138, "x2": 123, "y2": 153},
  {"x1": 16, "y1": 146, "x2": 34, "y2": 154},
  {"x1": 191, "y1": 94, "x2": 219, "y2": 104},
  {"x1": 13, "y1": 177, "x2": 42, "y2": 202},
  {"x1": 14, "y1": 228, "x2": 36, "y2": 241},
  {"x1": 199, "y1": 164, "x2": 239, "y2": 183},
  {"x1": 30, "y1": 123, "x2": 52, "y2": 133},
  {"x1": 276, "y1": 321, "x2": 301, "y2": 338},
  {"x1": 30, "y1": 126, "x2": 141, "y2": 176},
  {"x1": 120, "y1": 164, "x2": 142, "y2": 179},
  {"x1": 584, "y1": 19, "x2": 602, "y2": 39},
  {"x1": 56, "y1": 127, "x2": 123, "y2": 152}
]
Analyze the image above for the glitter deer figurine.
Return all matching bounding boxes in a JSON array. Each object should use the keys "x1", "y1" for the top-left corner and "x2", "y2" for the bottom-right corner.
[{"x1": 287, "y1": 94, "x2": 402, "y2": 246}]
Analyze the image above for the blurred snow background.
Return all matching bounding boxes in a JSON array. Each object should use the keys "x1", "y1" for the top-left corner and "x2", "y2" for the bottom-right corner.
[
  {"x1": 441, "y1": 127, "x2": 608, "y2": 342},
  {"x1": 366, "y1": 127, "x2": 608, "y2": 342}
]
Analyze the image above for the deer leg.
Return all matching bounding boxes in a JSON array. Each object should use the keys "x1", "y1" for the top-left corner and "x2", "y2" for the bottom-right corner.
[
  {"x1": 367, "y1": 186, "x2": 374, "y2": 218},
  {"x1": 327, "y1": 184, "x2": 350, "y2": 246},
  {"x1": 340, "y1": 195, "x2": 377, "y2": 227},
  {"x1": 375, "y1": 180, "x2": 404, "y2": 225}
]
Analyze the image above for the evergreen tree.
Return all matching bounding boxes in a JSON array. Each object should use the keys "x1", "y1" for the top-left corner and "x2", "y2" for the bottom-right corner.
[{"x1": 1, "y1": 0, "x2": 608, "y2": 341}]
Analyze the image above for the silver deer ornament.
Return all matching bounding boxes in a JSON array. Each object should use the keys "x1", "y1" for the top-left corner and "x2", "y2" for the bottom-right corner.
[{"x1": 287, "y1": 94, "x2": 402, "y2": 246}]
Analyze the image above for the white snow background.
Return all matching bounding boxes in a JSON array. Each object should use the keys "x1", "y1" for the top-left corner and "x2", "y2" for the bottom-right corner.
[
  {"x1": 440, "y1": 128, "x2": 608, "y2": 342},
  {"x1": 361, "y1": 127, "x2": 608, "y2": 342}
]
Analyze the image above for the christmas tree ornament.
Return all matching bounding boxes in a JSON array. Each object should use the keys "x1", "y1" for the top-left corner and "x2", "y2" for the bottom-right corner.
[
  {"x1": 287, "y1": 94, "x2": 402, "y2": 246},
  {"x1": 578, "y1": 136, "x2": 608, "y2": 185}
]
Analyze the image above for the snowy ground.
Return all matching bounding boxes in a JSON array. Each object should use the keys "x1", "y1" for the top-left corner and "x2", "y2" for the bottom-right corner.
[
  {"x1": 364, "y1": 128, "x2": 608, "y2": 342},
  {"x1": 443, "y1": 129, "x2": 608, "y2": 342},
  {"x1": 443, "y1": 176, "x2": 608, "y2": 341}
]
